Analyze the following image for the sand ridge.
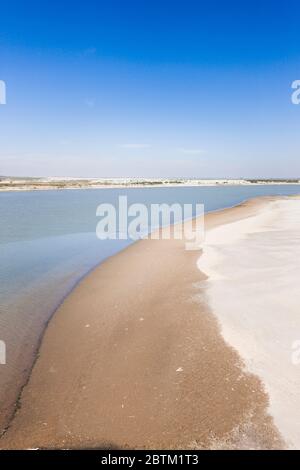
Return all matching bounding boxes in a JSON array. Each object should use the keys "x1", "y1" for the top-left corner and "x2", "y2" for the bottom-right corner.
[{"x1": 198, "y1": 196, "x2": 300, "y2": 448}]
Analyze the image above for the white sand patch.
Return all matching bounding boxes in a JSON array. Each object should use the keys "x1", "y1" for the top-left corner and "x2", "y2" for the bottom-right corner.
[{"x1": 198, "y1": 198, "x2": 300, "y2": 449}]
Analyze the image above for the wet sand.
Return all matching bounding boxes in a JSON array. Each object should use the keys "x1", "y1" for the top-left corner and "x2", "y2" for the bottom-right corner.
[{"x1": 0, "y1": 197, "x2": 285, "y2": 449}]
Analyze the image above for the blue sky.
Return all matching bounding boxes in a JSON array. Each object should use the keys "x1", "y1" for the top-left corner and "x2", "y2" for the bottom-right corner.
[{"x1": 0, "y1": 0, "x2": 299, "y2": 178}]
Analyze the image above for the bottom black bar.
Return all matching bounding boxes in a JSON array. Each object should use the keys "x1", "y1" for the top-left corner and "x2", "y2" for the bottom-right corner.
[{"x1": 0, "y1": 449, "x2": 297, "y2": 466}]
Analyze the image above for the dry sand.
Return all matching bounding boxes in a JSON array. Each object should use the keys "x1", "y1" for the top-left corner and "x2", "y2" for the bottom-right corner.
[
  {"x1": 198, "y1": 196, "x2": 300, "y2": 449},
  {"x1": 0, "y1": 197, "x2": 288, "y2": 449}
]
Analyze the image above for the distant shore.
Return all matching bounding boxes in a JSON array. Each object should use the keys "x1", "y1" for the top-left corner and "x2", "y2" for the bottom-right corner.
[
  {"x1": 0, "y1": 196, "x2": 289, "y2": 450},
  {"x1": 1, "y1": 177, "x2": 300, "y2": 192}
]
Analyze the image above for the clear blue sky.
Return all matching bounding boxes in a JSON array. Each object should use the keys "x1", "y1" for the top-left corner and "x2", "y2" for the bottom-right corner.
[{"x1": 0, "y1": 0, "x2": 299, "y2": 178}]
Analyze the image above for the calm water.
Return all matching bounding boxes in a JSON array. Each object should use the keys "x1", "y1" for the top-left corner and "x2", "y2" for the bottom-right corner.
[{"x1": 0, "y1": 185, "x2": 299, "y2": 430}]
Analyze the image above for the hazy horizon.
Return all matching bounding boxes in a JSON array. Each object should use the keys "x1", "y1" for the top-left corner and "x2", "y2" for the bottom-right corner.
[{"x1": 2, "y1": 174, "x2": 300, "y2": 181}]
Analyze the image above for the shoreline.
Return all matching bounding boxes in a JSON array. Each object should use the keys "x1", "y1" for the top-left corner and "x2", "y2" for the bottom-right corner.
[
  {"x1": 1, "y1": 182, "x2": 300, "y2": 192},
  {"x1": 0, "y1": 195, "x2": 271, "y2": 433},
  {"x1": 0, "y1": 194, "x2": 280, "y2": 442},
  {"x1": 0, "y1": 195, "x2": 287, "y2": 449}
]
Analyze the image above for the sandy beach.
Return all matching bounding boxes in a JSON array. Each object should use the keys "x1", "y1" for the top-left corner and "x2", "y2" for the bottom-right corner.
[
  {"x1": 2, "y1": 196, "x2": 300, "y2": 449},
  {"x1": 198, "y1": 196, "x2": 300, "y2": 448}
]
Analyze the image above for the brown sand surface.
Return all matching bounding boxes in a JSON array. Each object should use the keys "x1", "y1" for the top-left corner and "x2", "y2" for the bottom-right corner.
[{"x1": 0, "y1": 197, "x2": 284, "y2": 449}]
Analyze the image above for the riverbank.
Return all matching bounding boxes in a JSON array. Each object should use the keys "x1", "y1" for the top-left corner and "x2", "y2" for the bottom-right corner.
[
  {"x1": 1, "y1": 177, "x2": 300, "y2": 192},
  {"x1": 0, "y1": 196, "x2": 289, "y2": 449}
]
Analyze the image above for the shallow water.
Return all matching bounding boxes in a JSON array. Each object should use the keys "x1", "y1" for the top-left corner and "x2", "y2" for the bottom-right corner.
[{"x1": 0, "y1": 185, "x2": 299, "y2": 430}]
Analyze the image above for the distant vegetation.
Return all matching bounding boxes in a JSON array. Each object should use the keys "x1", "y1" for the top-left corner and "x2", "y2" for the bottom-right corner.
[
  {"x1": 0, "y1": 177, "x2": 300, "y2": 191},
  {"x1": 246, "y1": 179, "x2": 300, "y2": 184}
]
